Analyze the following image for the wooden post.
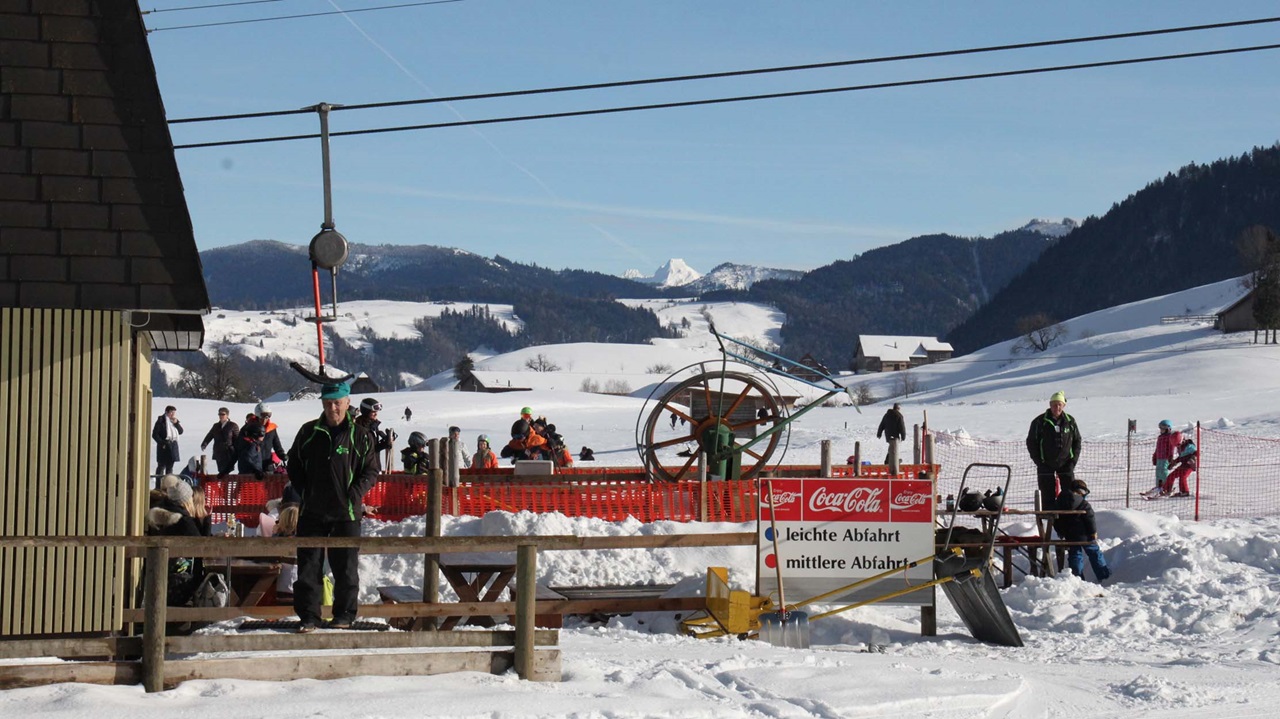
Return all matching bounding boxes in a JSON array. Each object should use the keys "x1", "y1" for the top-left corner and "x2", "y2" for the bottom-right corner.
[
  {"x1": 819, "y1": 439, "x2": 832, "y2": 477},
  {"x1": 142, "y1": 545, "x2": 169, "y2": 693},
  {"x1": 422, "y1": 459, "x2": 443, "y2": 629},
  {"x1": 445, "y1": 436, "x2": 457, "y2": 487},
  {"x1": 913, "y1": 424, "x2": 921, "y2": 463},
  {"x1": 852, "y1": 442, "x2": 861, "y2": 477},
  {"x1": 923, "y1": 433, "x2": 935, "y2": 468},
  {"x1": 514, "y1": 543, "x2": 537, "y2": 680}
]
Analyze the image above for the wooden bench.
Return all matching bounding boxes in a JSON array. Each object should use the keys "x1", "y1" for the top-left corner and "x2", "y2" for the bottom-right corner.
[{"x1": 378, "y1": 584, "x2": 566, "y2": 630}]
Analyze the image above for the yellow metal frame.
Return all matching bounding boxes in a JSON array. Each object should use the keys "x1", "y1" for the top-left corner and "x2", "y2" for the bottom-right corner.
[
  {"x1": 682, "y1": 549, "x2": 977, "y2": 640},
  {"x1": 679, "y1": 567, "x2": 772, "y2": 639}
]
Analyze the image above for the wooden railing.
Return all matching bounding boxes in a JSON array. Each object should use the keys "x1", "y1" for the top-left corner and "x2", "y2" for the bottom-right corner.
[{"x1": 0, "y1": 532, "x2": 754, "y2": 691}]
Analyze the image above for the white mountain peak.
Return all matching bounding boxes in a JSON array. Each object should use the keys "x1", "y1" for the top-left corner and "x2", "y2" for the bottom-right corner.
[{"x1": 623, "y1": 259, "x2": 703, "y2": 287}]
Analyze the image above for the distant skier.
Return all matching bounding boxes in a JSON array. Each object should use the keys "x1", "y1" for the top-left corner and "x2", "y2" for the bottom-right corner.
[{"x1": 404, "y1": 407, "x2": 413, "y2": 422}]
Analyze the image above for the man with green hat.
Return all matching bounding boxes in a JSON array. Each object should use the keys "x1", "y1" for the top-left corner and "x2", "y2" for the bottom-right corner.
[
  {"x1": 286, "y1": 381, "x2": 380, "y2": 632},
  {"x1": 1026, "y1": 390, "x2": 1080, "y2": 502}
]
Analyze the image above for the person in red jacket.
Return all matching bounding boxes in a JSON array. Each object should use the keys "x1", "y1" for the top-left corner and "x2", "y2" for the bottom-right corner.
[
  {"x1": 1162, "y1": 437, "x2": 1197, "y2": 497},
  {"x1": 1151, "y1": 419, "x2": 1182, "y2": 494},
  {"x1": 471, "y1": 434, "x2": 499, "y2": 469}
]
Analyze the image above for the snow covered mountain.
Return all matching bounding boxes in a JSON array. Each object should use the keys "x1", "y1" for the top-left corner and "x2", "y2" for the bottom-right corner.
[
  {"x1": 682, "y1": 262, "x2": 804, "y2": 293},
  {"x1": 1019, "y1": 217, "x2": 1079, "y2": 238},
  {"x1": 622, "y1": 259, "x2": 703, "y2": 287}
]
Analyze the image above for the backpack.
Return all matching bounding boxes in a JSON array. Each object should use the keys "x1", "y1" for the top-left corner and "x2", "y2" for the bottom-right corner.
[{"x1": 193, "y1": 572, "x2": 230, "y2": 608}]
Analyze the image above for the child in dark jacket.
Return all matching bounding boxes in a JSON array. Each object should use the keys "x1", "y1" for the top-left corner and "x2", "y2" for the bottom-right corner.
[{"x1": 1053, "y1": 479, "x2": 1112, "y2": 582}]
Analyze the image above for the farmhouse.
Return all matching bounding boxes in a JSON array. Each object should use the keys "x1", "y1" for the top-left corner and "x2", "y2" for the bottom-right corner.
[{"x1": 854, "y1": 335, "x2": 954, "y2": 373}]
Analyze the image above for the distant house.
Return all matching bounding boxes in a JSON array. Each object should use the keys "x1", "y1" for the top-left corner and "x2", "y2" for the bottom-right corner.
[
  {"x1": 855, "y1": 336, "x2": 954, "y2": 373},
  {"x1": 349, "y1": 372, "x2": 381, "y2": 394},
  {"x1": 1, "y1": 3, "x2": 210, "y2": 637},
  {"x1": 1217, "y1": 288, "x2": 1258, "y2": 333},
  {"x1": 791, "y1": 353, "x2": 833, "y2": 384},
  {"x1": 455, "y1": 370, "x2": 532, "y2": 393}
]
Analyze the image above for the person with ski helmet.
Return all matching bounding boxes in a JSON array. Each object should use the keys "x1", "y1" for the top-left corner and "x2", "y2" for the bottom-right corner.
[
  {"x1": 400, "y1": 431, "x2": 430, "y2": 475},
  {"x1": 355, "y1": 397, "x2": 396, "y2": 454},
  {"x1": 472, "y1": 434, "x2": 499, "y2": 469},
  {"x1": 1026, "y1": 390, "x2": 1081, "y2": 500},
  {"x1": 1162, "y1": 433, "x2": 1197, "y2": 497},
  {"x1": 1151, "y1": 419, "x2": 1182, "y2": 494},
  {"x1": 254, "y1": 401, "x2": 287, "y2": 473}
]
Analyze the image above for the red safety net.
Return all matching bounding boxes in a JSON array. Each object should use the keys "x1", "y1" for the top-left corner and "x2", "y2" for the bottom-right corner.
[{"x1": 928, "y1": 425, "x2": 1276, "y2": 520}]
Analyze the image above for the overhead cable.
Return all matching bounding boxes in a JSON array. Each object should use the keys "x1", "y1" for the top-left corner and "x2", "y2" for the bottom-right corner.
[
  {"x1": 172, "y1": 42, "x2": 1280, "y2": 149},
  {"x1": 168, "y1": 15, "x2": 1280, "y2": 124},
  {"x1": 147, "y1": 0, "x2": 464, "y2": 33},
  {"x1": 142, "y1": 0, "x2": 289, "y2": 14}
]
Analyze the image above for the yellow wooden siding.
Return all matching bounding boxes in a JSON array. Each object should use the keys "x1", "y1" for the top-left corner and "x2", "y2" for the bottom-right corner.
[{"x1": 0, "y1": 308, "x2": 144, "y2": 636}]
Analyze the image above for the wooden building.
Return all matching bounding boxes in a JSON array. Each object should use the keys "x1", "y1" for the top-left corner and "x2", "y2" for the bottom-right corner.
[
  {"x1": 1217, "y1": 288, "x2": 1258, "y2": 333},
  {"x1": 1, "y1": 2, "x2": 209, "y2": 636},
  {"x1": 854, "y1": 335, "x2": 954, "y2": 373}
]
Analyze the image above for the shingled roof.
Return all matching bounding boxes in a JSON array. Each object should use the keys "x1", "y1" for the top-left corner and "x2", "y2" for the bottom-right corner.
[{"x1": 0, "y1": 0, "x2": 209, "y2": 350}]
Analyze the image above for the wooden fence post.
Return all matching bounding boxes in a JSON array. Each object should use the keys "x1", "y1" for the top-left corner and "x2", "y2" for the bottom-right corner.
[
  {"x1": 142, "y1": 545, "x2": 169, "y2": 693},
  {"x1": 514, "y1": 543, "x2": 537, "y2": 680},
  {"x1": 820, "y1": 439, "x2": 832, "y2": 477},
  {"x1": 853, "y1": 442, "x2": 861, "y2": 477}
]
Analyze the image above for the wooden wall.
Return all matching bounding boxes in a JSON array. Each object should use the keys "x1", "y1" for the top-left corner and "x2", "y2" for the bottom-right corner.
[{"x1": 0, "y1": 308, "x2": 147, "y2": 636}]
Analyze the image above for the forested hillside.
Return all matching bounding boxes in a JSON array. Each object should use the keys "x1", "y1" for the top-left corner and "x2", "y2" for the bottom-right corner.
[
  {"x1": 712, "y1": 230, "x2": 1050, "y2": 368},
  {"x1": 947, "y1": 144, "x2": 1280, "y2": 353}
]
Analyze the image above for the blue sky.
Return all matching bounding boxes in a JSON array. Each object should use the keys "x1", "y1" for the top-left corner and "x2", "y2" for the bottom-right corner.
[{"x1": 148, "y1": 1, "x2": 1280, "y2": 277}]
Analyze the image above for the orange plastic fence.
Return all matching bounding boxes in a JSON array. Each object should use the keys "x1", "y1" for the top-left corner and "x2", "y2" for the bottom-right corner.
[{"x1": 200, "y1": 465, "x2": 939, "y2": 526}]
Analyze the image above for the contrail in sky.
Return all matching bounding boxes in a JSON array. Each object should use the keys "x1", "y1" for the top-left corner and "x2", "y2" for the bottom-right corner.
[{"x1": 325, "y1": 0, "x2": 654, "y2": 267}]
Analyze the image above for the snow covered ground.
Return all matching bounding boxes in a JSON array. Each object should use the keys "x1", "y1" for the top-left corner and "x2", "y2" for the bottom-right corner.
[{"x1": 7, "y1": 277, "x2": 1280, "y2": 717}]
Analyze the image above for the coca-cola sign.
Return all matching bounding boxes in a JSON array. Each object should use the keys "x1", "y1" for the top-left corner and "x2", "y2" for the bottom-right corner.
[
  {"x1": 888, "y1": 480, "x2": 934, "y2": 522},
  {"x1": 760, "y1": 479, "x2": 803, "y2": 521},
  {"x1": 803, "y1": 480, "x2": 889, "y2": 522}
]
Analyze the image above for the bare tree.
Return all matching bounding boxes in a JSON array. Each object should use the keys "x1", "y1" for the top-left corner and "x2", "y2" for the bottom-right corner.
[
  {"x1": 1013, "y1": 313, "x2": 1068, "y2": 353},
  {"x1": 524, "y1": 353, "x2": 561, "y2": 372},
  {"x1": 647, "y1": 363, "x2": 674, "y2": 374},
  {"x1": 175, "y1": 345, "x2": 252, "y2": 401},
  {"x1": 579, "y1": 378, "x2": 601, "y2": 393},
  {"x1": 893, "y1": 371, "x2": 921, "y2": 398},
  {"x1": 853, "y1": 383, "x2": 875, "y2": 406},
  {"x1": 604, "y1": 379, "x2": 632, "y2": 395}
]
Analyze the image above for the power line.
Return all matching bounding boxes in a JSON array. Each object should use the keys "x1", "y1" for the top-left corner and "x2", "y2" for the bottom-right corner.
[
  {"x1": 172, "y1": 41, "x2": 1280, "y2": 149},
  {"x1": 146, "y1": 0, "x2": 464, "y2": 33},
  {"x1": 168, "y1": 15, "x2": 1280, "y2": 124},
  {"x1": 142, "y1": 0, "x2": 290, "y2": 14}
]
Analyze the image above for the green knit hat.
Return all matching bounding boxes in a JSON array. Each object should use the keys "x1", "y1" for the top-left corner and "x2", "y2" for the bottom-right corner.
[{"x1": 1049, "y1": 390, "x2": 1066, "y2": 404}]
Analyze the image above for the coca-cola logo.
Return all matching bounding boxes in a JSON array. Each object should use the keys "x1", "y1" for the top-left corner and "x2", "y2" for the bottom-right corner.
[
  {"x1": 891, "y1": 491, "x2": 930, "y2": 510},
  {"x1": 809, "y1": 486, "x2": 882, "y2": 514},
  {"x1": 763, "y1": 490, "x2": 802, "y2": 508}
]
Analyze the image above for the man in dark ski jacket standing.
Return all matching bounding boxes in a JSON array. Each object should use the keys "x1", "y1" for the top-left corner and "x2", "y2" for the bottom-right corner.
[
  {"x1": 1026, "y1": 390, "x2": 1081, "y2": 502},
  {"x1": 876, "y1": 402, "x2": 907, "y2": 465},
  {"x1": 152, "y1": 405, "x2": 183, "y2": 478},
  {"x1": 200, "y1": 407, "x2": 239, "y2": 477},
  {"x1": 287, "y1": 382, "x2": 380, "y2": 633}
]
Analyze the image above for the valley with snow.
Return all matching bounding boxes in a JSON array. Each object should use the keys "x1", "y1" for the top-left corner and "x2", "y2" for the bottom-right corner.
[{"x1": 14, "y1": 276, "x2": 1280, "y2": 718}]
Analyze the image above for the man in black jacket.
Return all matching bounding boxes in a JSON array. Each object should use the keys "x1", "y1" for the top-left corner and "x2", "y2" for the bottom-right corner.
[
  {"x1": 286, "y1": 382, "x2": 380, "y2": 633},
  {"x1": 152, "y1": 405, "x2": 183, "y2": 479},
  {"x1": 200, "y1": 407, "x2": 239, "y2": 477},
  {"x1": 876, "y1": 403, "x2": 907, "y2": 466},
  {"x1": 1052, "y1": 479, "x2": 1111, "y2": 582},
  {"x1": 1026, "y1": 390, "x2": 1081, "y2": 502}
]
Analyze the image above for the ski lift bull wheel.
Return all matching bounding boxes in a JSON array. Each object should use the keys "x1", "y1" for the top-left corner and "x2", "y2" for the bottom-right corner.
[{"x1": 638, "y1": 368, "x2": 788, "y2": 481}]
